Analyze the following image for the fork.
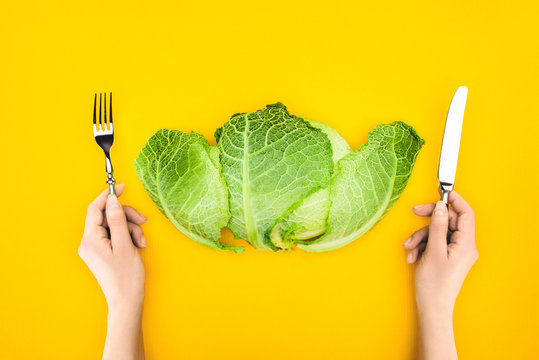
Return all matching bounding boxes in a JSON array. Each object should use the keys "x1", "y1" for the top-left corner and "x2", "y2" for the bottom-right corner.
[{"x1": 93, "y1": 92, "x2": 116, "y2": 195}]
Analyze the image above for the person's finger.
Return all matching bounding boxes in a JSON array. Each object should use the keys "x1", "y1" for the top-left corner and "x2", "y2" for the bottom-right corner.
[
  {"x1": 403, "y1": 226, "x2": 428, "y2": 249},
  {"x1": 407, "y1": 242, "x2": 427, "y2": 264},
  {"x1": 123, "y1": 206, "x2": 148, "y2": 225},
  {"x1": 448, "y1": 191, "x2": 475, "y2": 236},
  {"x1": 102, "y1": 206, "x2": 147, "y2": 228},
  {"x1": 128, "y1": 222, "x2": 147, "y2": 249},
  {"x1": 85, "y1": 184, "x2": 125, "y2": 231},
  {"x1": 411, "y1": 203, "x2": 458, "y2": 231},
  {"x1": 425, "y1": 201, "x2": 449, "y2": 258},
  {"x1": 448, "y1": 190, "x2": 473, "y2": 214},
  {"x1": 105, "y1": 193, "x2": 132, "y2": 252}
]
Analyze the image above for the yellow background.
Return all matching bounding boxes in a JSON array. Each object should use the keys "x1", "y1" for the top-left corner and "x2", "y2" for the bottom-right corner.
[{"x1": 1, "y1": 1, "x2": 538, "y2": 359}]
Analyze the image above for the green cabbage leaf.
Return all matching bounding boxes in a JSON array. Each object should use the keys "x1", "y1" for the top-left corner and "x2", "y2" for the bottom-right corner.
[
  {"x1": 298, "y1": 121, "x2": 425, "y2": 252},
  {"x1": 134, "y1": 129, "x2": 243, "y2": 253}
]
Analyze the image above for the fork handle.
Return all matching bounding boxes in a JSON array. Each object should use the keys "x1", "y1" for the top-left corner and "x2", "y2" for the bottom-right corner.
[{"x1": 105, "y1": 152, "x2": 116, "y2": 195}]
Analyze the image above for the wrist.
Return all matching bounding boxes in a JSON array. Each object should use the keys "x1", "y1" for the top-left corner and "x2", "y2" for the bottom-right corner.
[
  {"x1": 106, "y1": 299, "x2": 143, "y2": 342},
  {"x1": 416, "y1": 292, "x2": 455, "y2": 320},
  {"x1": 107, "y1": 296, "x2": 144, "y2": 318},
  {"x1": 417, "y1": 303, "x2": 457, "y2": 360},
  {"x1": 106, "y1": 289, "x2": 144, "y2": 313},
  {"x1": 417, "y1": 306, "x2": 454, "y2": 332},
  {"x1": 417, "y1": 300, "x2": 454, "y2": 319},
  {"x1": 104, "y1": 299, "x2": 144, "y2": 360}
]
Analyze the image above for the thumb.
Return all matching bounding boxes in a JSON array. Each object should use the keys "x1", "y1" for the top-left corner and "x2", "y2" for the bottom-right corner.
[
  {"x1": 106, "y1": 194, "x2": 132, "y2": 252},
  {"x1": 426, "y1": 201, "x2": 449, "y2": 258}
]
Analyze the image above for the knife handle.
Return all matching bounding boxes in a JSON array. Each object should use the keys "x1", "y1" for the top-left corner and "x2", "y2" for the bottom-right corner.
[
  {"x1": 441, "y1": 190, "x2": 449, "y2": 204},
  {"x1": 439, "y1": 182, "x2": 453, "y2": 205}
]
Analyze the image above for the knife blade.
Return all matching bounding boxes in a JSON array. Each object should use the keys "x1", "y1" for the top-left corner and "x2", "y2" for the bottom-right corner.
[{"x1": 438, "y1": 86, "x2": 468, "y2": 203}]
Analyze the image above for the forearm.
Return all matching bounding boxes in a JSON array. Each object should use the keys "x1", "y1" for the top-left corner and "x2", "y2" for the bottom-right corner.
[
  {"x1": 103, "y1": 303, "x2": 144, "y2": 360},
  {"x1": 418, "y1": 307, "x2": 457, "y2": 360}
]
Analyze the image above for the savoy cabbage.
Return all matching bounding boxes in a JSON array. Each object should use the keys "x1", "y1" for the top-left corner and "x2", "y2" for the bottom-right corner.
[{"x1": 135, "y1": 103, "x2": 424, "y2": 253}]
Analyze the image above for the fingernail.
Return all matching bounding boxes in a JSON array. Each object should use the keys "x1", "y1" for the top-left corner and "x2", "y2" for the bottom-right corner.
[
  {"x1": 411, "y1": 205, "x2": 423, "y2": 211},
  {"x1": 107, "y1": 194, "x2": 121, "y2": 208},
  {"x1": 402, "y1": 238, "x2": 411, "y2": 247},
  {"x1": 139, "y1": 213, "x2": 148, "y2": 222},
  {"x1": 140, "y1": 235, "x2": 147, "y2": 248},
  {"x1": 407, "y1": 252, "x2": 413, "y2": 264},
  {"x1": 434, "y1": 201, "x2": 446, "y2": 215}
]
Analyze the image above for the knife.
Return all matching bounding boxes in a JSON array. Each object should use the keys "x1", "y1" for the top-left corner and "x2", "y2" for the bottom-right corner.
[{"x1": 438, "y1": 86, "x2": 468, "y2": 204}]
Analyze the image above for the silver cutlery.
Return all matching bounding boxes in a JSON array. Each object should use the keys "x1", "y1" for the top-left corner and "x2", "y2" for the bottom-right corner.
[
  {"x1": 438, "y1": 86, "x2": 468, "y2": 203},
  {"x1": 93, "y1": 92, "x2": 116, "y2": 195}
]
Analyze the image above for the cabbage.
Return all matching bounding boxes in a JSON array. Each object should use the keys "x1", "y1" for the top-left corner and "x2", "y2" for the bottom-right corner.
[{"x1": 135, "y1": 103, "x2": 424, "y2": 253}]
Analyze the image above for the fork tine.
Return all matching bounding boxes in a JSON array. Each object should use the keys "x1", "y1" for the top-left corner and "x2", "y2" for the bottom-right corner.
[
  {"x1": 109, "y1": 93, "x2": 113, "y2": 125},
  {"x1": 93, "y1": 93, "x2": 97, "y2": 125},
  {"x1": 99, "y1": 93, "x2": 103, "y2": 131},
  {"x1": 104, "y1": 93, "x2": 107, "y2": 130}
]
